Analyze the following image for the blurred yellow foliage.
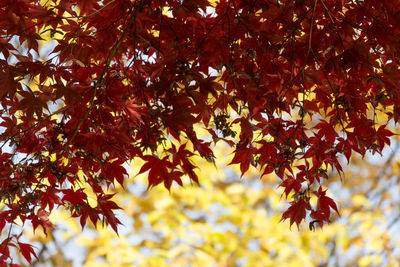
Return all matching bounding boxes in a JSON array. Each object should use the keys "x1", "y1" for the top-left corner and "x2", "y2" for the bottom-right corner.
[{"x1": 23, "y1": 128, "x2": 400, "y2": 267}]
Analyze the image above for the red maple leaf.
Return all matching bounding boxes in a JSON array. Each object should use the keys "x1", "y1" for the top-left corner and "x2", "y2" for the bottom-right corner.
[
  {"x1": 18, "y1": 242, "x2": 38, "y2": 265},
  {"x1": 138, "y1": 155, "x2": 173, "y2": 189},
  {"x1": 229, "y1": 145, "x2": 256, "y2": 177},
  {"x1": 124, "y1": 100, "x2": 144, "y2": 126},
  {"x1": 97, "y1": 194, "x2": 122, "y2": 234},
  {"x1": 279, "y1": 176, "x2": 302, "y2": 197},
  {"x1": 280, "y1": 199, "x2": 311, "y2": 228},
  {"x1": 312, "y1": 187, "x2": 340, "y2": 222}
]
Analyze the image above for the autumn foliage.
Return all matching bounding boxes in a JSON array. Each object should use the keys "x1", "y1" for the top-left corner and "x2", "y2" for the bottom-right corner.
[{"x1": 0, "y1": 0, "x2": 399, "y2": 264}]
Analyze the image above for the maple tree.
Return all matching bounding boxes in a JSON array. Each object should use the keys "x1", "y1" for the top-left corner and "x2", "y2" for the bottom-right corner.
[{"x1": 0, "y1": 0, "x2": 399, "y2": 264}]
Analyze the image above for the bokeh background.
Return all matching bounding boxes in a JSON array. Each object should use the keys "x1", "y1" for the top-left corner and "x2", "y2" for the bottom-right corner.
[{"x1": 14, "y1": 129, "x2": 400, "y2": 267}]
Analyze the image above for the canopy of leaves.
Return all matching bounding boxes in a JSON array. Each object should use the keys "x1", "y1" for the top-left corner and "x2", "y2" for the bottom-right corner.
[{"x1": 0, "y1": 0, "x2": 399, "y2": 264}]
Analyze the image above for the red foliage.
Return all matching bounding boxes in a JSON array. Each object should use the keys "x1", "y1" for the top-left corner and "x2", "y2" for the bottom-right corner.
[{"x1": 1, "y1": 0, "x2": 400, "y2": 263}]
